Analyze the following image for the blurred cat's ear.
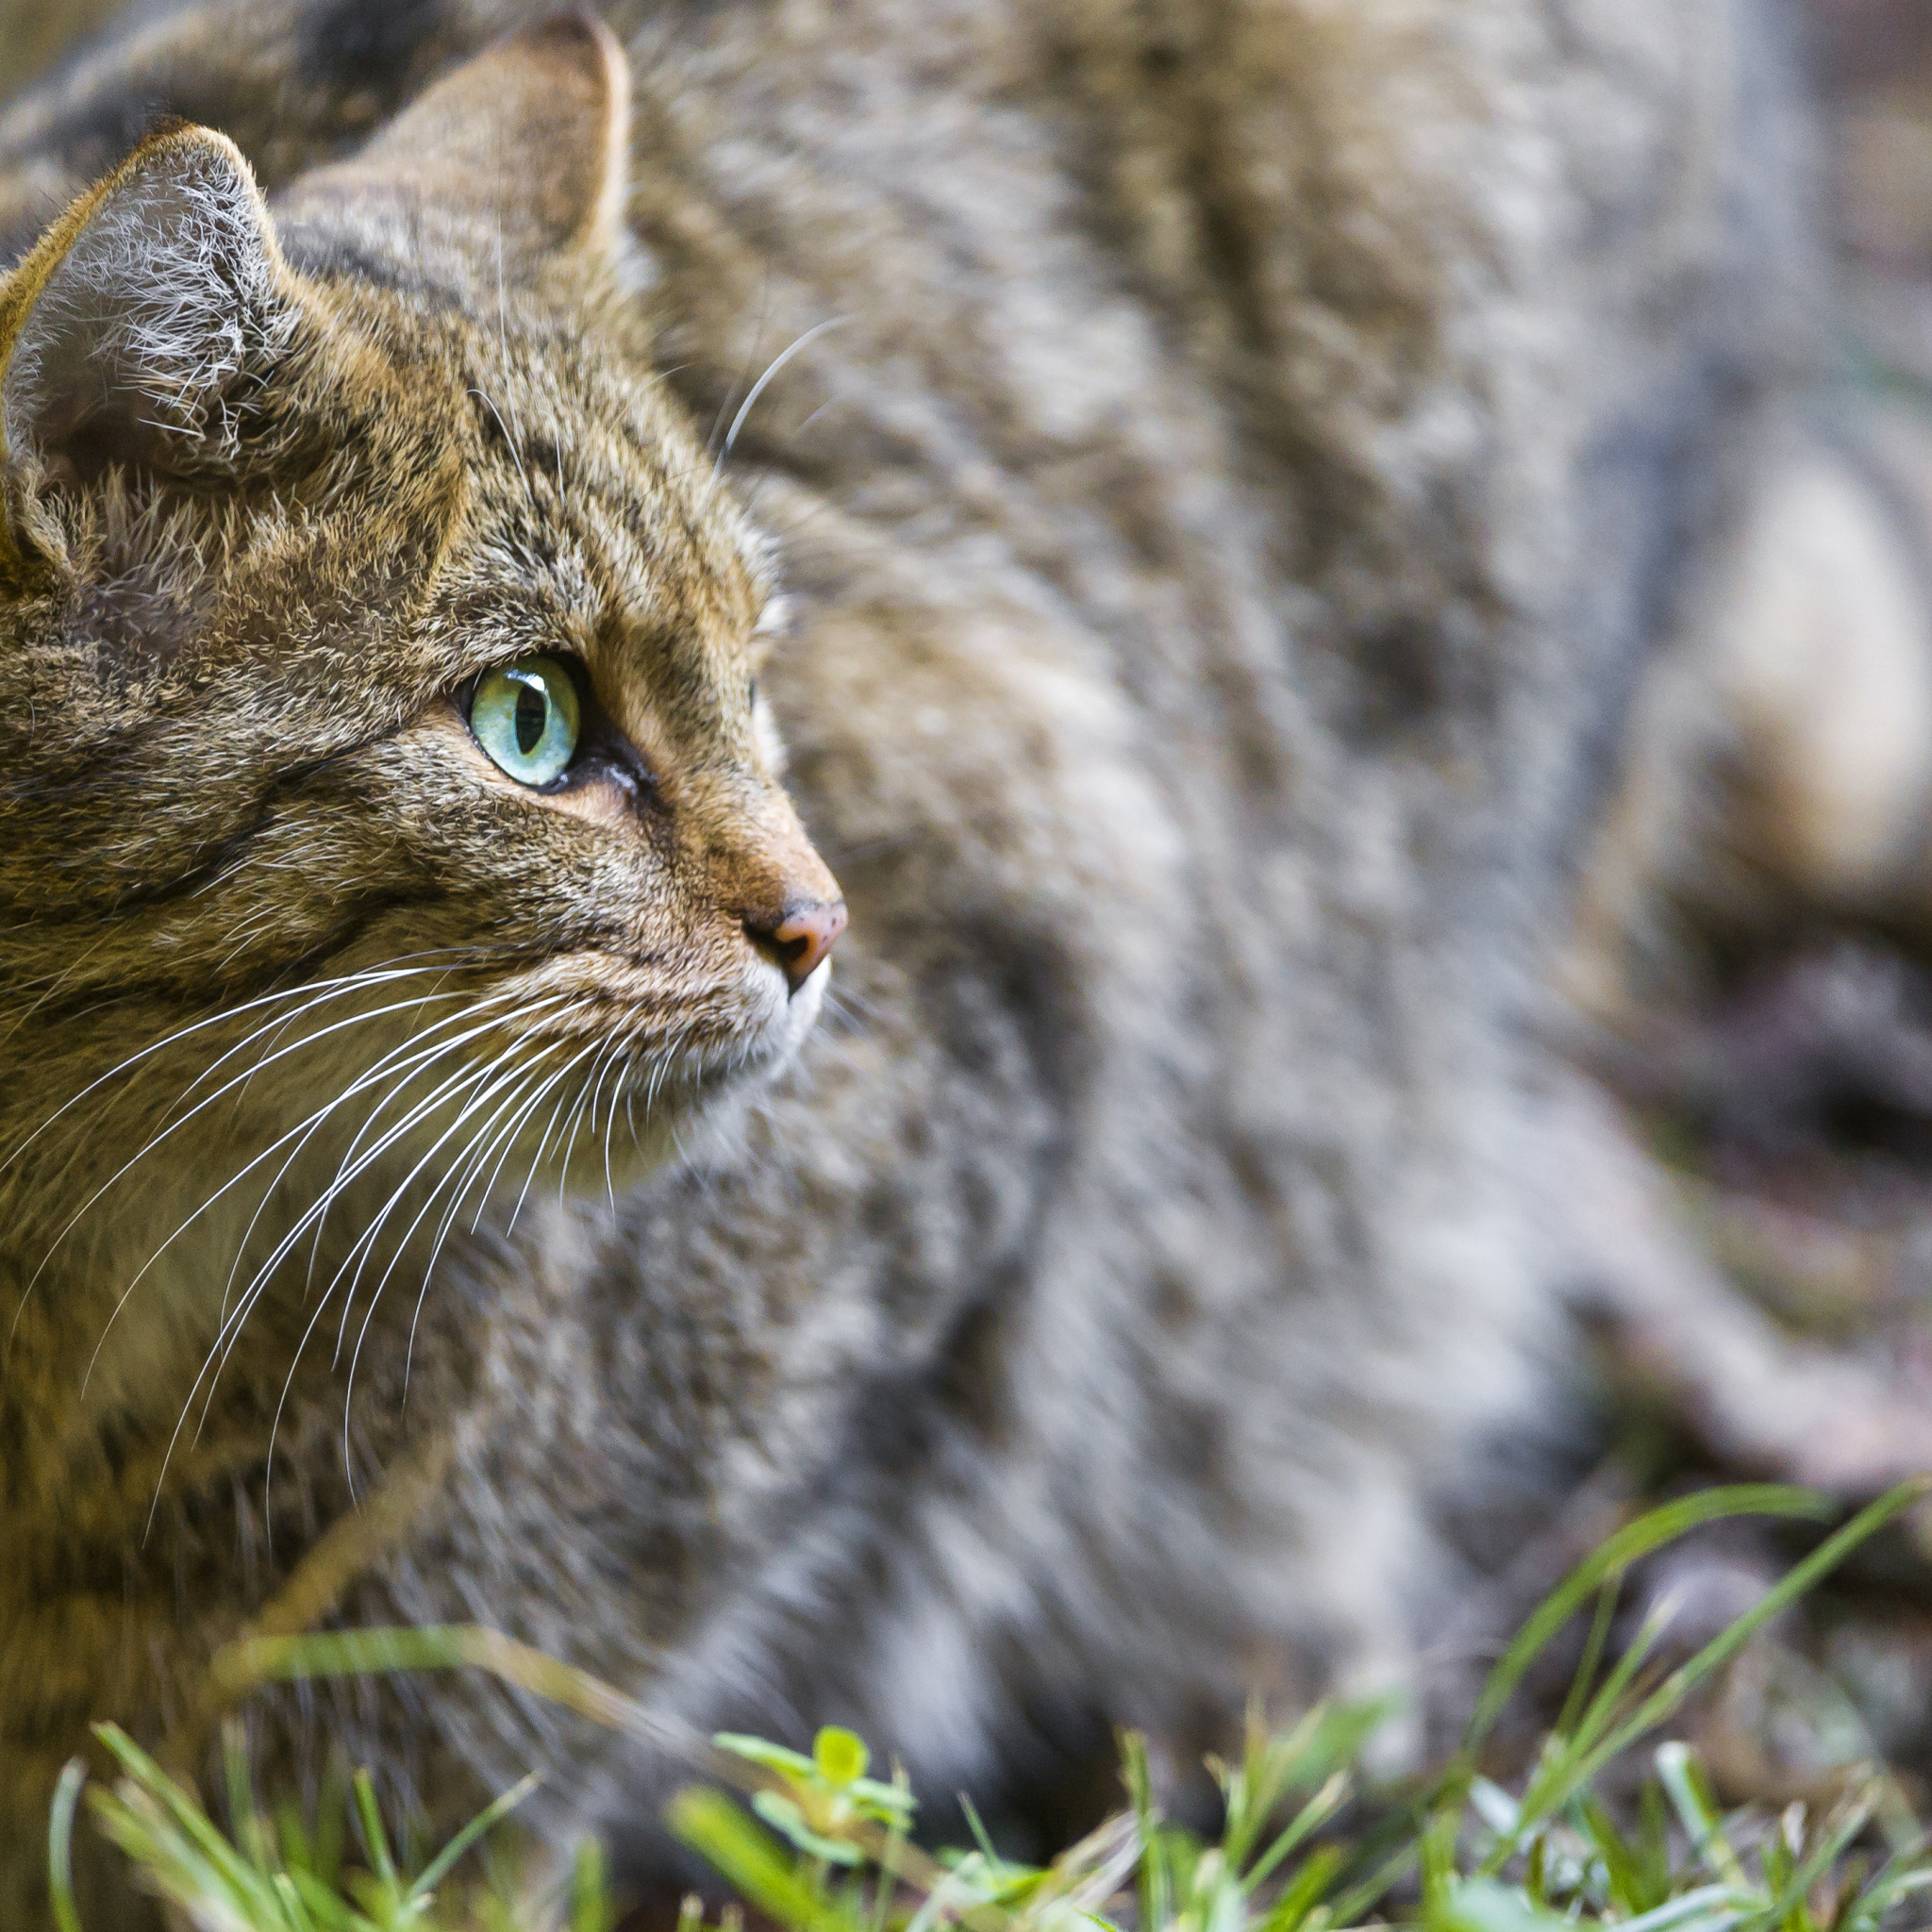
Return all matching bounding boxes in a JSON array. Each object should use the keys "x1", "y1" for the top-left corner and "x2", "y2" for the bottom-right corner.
[
  {"x1": 0, "y1": 123, "x2": 298, "y2": 532},
  {"x1": 275, "y1": 10, "x2": 634, "y2": 297}
]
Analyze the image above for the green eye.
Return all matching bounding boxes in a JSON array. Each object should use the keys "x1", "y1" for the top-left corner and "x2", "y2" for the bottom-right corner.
[{"x1": 469, "y1": 656, "x2": 581, "y2": 787}]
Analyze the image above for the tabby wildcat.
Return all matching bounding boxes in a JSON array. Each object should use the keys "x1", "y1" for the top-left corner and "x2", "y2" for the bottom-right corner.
[{"x1": 0, "y1": 2, "x2": 1821, "y2": 1925}]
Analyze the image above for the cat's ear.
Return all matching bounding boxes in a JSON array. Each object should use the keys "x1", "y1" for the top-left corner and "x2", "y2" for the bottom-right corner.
[
  {"x1": 0, "y1": 122, "x2": 299, "y2": 520},
  {"x1": 275, "y1": 11, "x2": 633, "y2": 295}
]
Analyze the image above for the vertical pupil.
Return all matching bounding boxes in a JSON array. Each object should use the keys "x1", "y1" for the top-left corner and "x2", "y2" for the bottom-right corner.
[{"x1": 513, "y1": 682, "x2": 548, "y2": 757}]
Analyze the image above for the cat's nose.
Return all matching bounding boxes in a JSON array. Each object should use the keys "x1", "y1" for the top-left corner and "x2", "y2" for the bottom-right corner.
[{"x1": 744, "y1": 898, "x2": 847, "y2": 994}]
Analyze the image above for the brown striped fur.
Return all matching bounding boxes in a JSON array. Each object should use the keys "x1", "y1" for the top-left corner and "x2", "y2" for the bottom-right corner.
[{"x1": 0, "y1": 3, "x2": 1829, "y2": 1925}]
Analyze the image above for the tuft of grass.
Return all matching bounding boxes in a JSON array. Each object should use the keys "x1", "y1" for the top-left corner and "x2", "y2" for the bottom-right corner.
[
  {"x1": 52, "y1": 1480, "x2": 1932, "y2": 1932},
  {"x1": 48, "y1": 1724, "x2": 591, "y2": 1932}
]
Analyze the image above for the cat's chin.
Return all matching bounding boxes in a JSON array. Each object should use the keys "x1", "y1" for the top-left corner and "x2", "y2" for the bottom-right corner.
[
  {"x1": 760, "y1": 954, "x2": 832, "y2": 1059},
  {"x1": 667, "y1": 953, "x2": 831, "y2": 1111}
]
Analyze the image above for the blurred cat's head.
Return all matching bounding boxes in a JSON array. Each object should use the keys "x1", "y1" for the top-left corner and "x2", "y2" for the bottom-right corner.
[{"x1": 0, "y1": 15, "x2": 843, "y2": 1214}]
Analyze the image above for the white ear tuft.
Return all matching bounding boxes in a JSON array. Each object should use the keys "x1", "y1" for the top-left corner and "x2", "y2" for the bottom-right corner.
[{"x1": 0, "y1": 124, "x2": 296, "y2": 485}]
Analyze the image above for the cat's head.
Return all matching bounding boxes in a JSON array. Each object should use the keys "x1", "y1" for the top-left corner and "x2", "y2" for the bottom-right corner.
[{"x1": 0, "y1": 14, "x2": 844, "y2": 1200}]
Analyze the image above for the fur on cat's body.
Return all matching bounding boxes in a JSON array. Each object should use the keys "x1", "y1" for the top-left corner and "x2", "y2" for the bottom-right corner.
[{"x1": 0, "y1": 3, "x2": 1820, "y2": 1924}]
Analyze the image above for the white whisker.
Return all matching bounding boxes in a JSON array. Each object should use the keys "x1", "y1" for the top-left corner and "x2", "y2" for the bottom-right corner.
[
  {"x1": 400, "y1": 1049, "x2": 572, "y2": 1398},
  {"x1": 149, "y1": 1020, "x2": 566, "y2": 1532},
  {"x1": 257, "y1": 1045, "x2": 577, "y2": 1538},
  {"x1": 712, "y1": 316, "x2": 849, "y2": 491},
  {"x1": 3, "y1": 955, "x2": 474, "y2": 1180},
  {"x1": 505, "y1": 1038, "x2": 608, "y2": 1236},
  {"x1": 97, "y1": 989, "x2": 557, "y2": 1399},
  {"x1": 339, "y1": 1041, "x2": 569, "y2": 1438}
]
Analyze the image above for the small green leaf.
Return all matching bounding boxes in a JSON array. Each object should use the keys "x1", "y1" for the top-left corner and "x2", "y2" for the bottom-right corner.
[
  {"x1": 848, "y1": 1776, "x2": 917, "y2": 1823},
  {"x1": 713, "y1": 1734, "x2": 820, "y2": 1782},
  {"x1": 669, "y1": 1787, "x2": 869, "y2": 1932},
  {"x1": 752, "y1": 1790, "x2": 865, "y2": 1866},
  {"x1": 814, "y1": 1727, "x2": 872, "y2": 1788}
]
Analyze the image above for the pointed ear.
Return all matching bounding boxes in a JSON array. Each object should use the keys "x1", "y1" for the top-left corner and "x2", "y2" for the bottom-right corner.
[
  {"x1": 275, "y1": 10, "x2": 632, "y2": 294},
  {"x1": 0, "y1": 122, "x2": 299, "y2": 509}
]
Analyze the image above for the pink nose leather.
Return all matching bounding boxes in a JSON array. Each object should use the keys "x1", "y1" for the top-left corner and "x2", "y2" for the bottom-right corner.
[{"x1": 746, "y1": 899, "x2": 847, "y2": 993}]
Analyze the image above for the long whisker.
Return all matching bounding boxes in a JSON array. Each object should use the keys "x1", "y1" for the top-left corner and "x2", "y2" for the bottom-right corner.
[
  {"x1": 554, "y1": 1038, "x2": 616, "y2": 1204},
  {"x1": 406, "y1": 1055, "x2": 565, "y2": 1352},
  {"x1": 581, "y1": 1050, "x2": 617, "y2": 1211},
  {"x1": 22, "y1": 980, "x2": 481, "y2": 1362},
  {"x1": 14, "y1": 974, "x2": 485, "y2": 1326},
  {"x1": 88, "y1": 991, "x2": 554, "y2": 1395},
  {"x1": 506, "y1": 1038, "x2": 610, "y2": 1236},
  {"x1": 153, "y1": 994, "x2": 557, "y2": 1397},
  {"x1": 190, "y1": 1046, "x2": 499, "y2": 1444},
  {"x1": 148, "y1": 1047, "x2": 502, "y2": 1499},
  {"x1": 297, "y1": 981, "x2": 530, "y2": 1287},
  {"x1": 332, "y1": 1037, "x2": 608, "y2": 1493},
  {"x1": 255, "y1": 1040, "x2": 582, "y2": 1541},
  {"x1": 321, "y1": 1060, "x2": 527, "y2": 1371},
  {"x1": 61, "y1": 983, "x2": 513, "y2": 1317},
  {"x1": 335, "y1": 1035, "x2": 589, "y2": 1463},
  {"x1": 706, "y1": 271, "x2": 773, "y2": 459},
  {"x1": 711, "y1": 316, "x2": 849, "y2": 490},
  {"x1": 469, "y1": 385, "x2": 536, "y2": 512},
  {"x1": 468, "y1": 1045, "x2": 585, "y2": 1237},
  {"x1": 213, "y1": 968, "x2": 481, "y2": 1323},
  {"x1": 394, "y1": 1048, "x2": 576, "y2": 1400},
  {"x1": 321, "y1": 1027, "x2": 597, "y2": 1381},
  {"x1": 1, "y1": 956, "x2": 478, "y2": 1179},
  {"x1": 601, "y1": 1054, "x2": 627, "y2": 1211},
  {"x1": 162, "y1": 962, "x2": 475, "y2": 1137},
  {"x1": 148, "y1": 1019, "x2": 563, "y2": 1529},
  {"x1": 310, "y1": 1029, "x2": 564, "y2": 1365}
]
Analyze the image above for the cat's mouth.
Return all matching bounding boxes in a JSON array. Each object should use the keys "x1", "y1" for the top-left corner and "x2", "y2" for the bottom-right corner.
[
  {"x1": 481, "y1": 941, "x2": 827, "y2": 1110},
  {"x1": 337, "y1": 942, "x2": 821, "y2": 1203}
]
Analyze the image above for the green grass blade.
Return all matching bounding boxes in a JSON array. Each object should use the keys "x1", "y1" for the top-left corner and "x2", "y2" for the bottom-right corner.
[
  {"x1": 1243, "y1": 1773, "x2": 1350, "y2": 1895},
  {"x1": 408, "y1": 1770, "x2": 542, "y2": 1902},
  {"x1": 1611, "y1": 1886, "x2": 1746, "y2": 1932},
  {"x1": 1655, "y1": 1744, "x2": 1746, "y2": 1890},
  {"x1": 1253, "y1": 1844, "x2": 1343, "y2": 1932},
  {"x1": 1555, "y1": 1602, "x2": 1673, "y2": 1771},
  {"x1": 351, "y1": 1772, "x2": 399, "y2": 1891},
  {"x1": 1463, "y1": 1486, "x2": 1831, "y2": 1757},
  {"x1": 667, "y1": 1787, "x2": 865, "y2": 1932},
  {"x1": 90, "y1": 1724, "x2": 280, "y2": 1910},
  {"x1": 1554, "y1": 1580, "x2": 1622, "y2": 1743},
  {"x1": 571, "y1": 1835, "x2": 613, "y2": 1932},
  {"x1": 1427, "y1": 1875, "x2": 1574, "y2": 1932},
  {"x1": 1325, "y1": 1831, "x2": 1421, "y2": 1925},
  {"x1": 47, "y1": 1757, "x2": 88, "y2": 1932},
  {"x1": 1761, "y1": 1788, "x2": 1880, "y2": 1929},
  {"x1": 1571, "y1": 1482, "x2": 1928, "y2": 1790},
  {"x1": 1122, "y1": 1730, "x2": 1171, "y2": 1932}
]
